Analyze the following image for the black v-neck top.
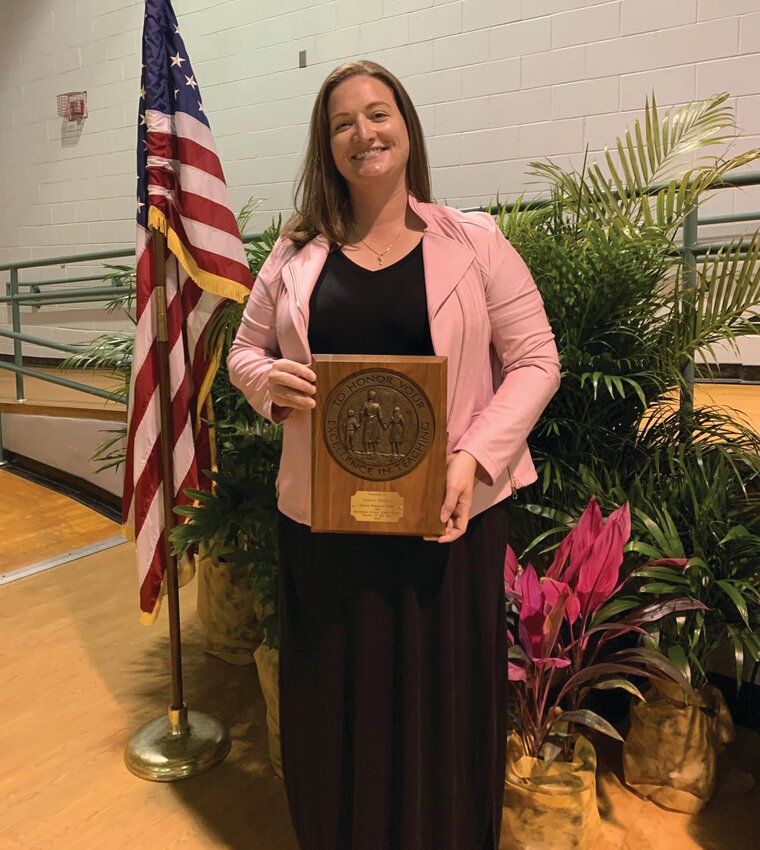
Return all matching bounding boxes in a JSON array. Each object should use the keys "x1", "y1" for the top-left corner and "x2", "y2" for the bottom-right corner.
[{"x1": 307, "y1": 241, "x2": 435, "y2": 356}]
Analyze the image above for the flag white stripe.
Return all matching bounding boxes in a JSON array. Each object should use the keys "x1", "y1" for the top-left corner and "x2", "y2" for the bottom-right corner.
[
  {"x1": 186, "y1": 289, "x2": 219, "y2": 365},
  {"x1": 146, "y1": 109, "x2": 220, "y2": 153},
  {"x1": 174, "y1": 110, "x2": 220, "y2": 153},
  {"x1": 178, "y1": 213, "x2": 248, "y2": 266}
]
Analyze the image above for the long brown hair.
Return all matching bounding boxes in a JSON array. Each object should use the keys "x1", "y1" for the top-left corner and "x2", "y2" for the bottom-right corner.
[{"x1": 282, "y1": 60, "x2": 432, "y2": 247}]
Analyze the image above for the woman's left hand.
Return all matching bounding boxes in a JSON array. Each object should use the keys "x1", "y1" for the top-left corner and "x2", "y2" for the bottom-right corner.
[{"x1": 425, "y1": 450, "x2": 478, "y2": 544}]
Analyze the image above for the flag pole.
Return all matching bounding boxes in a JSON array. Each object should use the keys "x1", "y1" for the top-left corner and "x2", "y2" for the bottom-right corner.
[{"x1": 124, "y1": 228, "x2": 231, "y2": 782}]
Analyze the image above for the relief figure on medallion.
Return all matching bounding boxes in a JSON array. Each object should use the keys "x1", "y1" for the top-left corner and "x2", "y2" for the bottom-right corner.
[
  {"x1": 359, "y1": 390, "x2": 387, "y2": 454},
  {"x1": 389, "y1": 406, "x2": 405, "y2": 455},
  {"x1": 344, "y1": 409, "x2": 360, "y2": 452}
]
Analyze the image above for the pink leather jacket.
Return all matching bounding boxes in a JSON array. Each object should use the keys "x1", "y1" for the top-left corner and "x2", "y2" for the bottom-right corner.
[{"x1": 227, "y1": 194, "x2": 561, "y2": 526}]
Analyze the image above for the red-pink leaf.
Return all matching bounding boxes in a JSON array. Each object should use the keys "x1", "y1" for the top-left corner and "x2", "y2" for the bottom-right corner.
[
  {"x1": 542, "y1": 577, "x2": 581, "y2": 624},
  {"x1": 561, "y1": 497, "x2": 605, "y2": 584},
  {"x1": 647, "y1": 558, "x2": 689, "y2": 569},
  {"x1": 518, "y1": 566, "x2": 545, "y2": 661},
  {"x1": 508, "y1": 662, "x2": 527, "y2": 681},
  {"x1": 576, "y1": 502, "x2": 631, "y2": 616},
  {"x1": 504, "y1": 545, "x2": 523, "y2": 603}
]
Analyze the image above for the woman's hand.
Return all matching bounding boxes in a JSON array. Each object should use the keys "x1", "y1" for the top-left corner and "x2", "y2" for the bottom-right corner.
[
  {"x1": 425, "y1": 450, "x2": 478, "y2": 544},
  {"x1": 268, "y1": 359, "x2": 316, "y2": 411}
]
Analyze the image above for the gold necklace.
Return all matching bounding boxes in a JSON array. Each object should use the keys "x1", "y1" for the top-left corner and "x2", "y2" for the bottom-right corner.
[{"x1": 351, "y1": 223, "x2": 406, "y2": 266}]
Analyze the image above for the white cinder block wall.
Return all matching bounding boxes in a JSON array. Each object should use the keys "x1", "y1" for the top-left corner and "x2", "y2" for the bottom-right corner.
[{"x1": 1, "y1": 0, "x2": 760, "y2": 365}]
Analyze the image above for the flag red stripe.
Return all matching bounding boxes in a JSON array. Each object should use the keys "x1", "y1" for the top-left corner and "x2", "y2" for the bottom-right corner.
[
  {"x1": 148, "y1": 131, "x2": 225, "y2": 182},
  {"x1": 180, "y1": 191, "x2": 243, "y2": 240}
]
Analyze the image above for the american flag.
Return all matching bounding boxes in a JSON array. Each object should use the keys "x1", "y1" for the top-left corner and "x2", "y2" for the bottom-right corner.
[{"x1": 123, "y1": 0, "x2": 253, "y2": 624}]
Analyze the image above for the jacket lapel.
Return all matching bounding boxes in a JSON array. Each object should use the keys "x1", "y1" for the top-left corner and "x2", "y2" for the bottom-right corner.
[
  {"x1": 408, "y1": 194, "x2": 476, "y2": 319},
  {"x1": 280, "y1": 195, "x2": 476, "y2": 358},
  {"x1": 281, "y1": 234, "x2": 330, "y2": 356}
]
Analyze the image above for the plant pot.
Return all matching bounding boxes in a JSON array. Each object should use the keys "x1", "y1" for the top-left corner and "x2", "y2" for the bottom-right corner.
[
  {"x1": 622, "y1": 680, "x2": 735, "y2": 813},
  {"x1": 500, "y1": 732, "x2": 601, "y2": 850},
  {"x1": 253, "y1": 641, "x2": 282, "y2": 778},
  {"x1": 196, "y1": 548, "x2": 262, "y2": 666}
]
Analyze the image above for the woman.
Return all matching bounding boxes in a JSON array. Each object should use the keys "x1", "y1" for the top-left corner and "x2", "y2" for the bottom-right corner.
[{"x1": 228, "y1": 60, "x2": 560, "y2": 850}]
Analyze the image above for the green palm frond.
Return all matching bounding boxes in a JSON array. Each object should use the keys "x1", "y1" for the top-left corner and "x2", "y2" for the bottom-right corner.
[
  {"x1": 236, "y1": 196, "x2": 264, "y2": 236},
  {"x1": 100, "y1": 264, "x2": 137, "y2": 315},
  {"x1": 671, "y1": 233, "x2": 760, "y2": 362},
  {"x1": 618, "y1": 93, "x2": 736, "y2": 189},
  {"x1": 244, "y1": 214, "x2": 283, "y2": 278},
  {"x1": 203, "y1": 299, "x2": 244, "y2": 359},
  {"x1": 530, "y1": 93, "x2": 760, "y2": 236},
  {"x1": 494, "y1": 194, "x2": 553, "y2": 242},
  {"x1": 61, "y1": 331, "x2": 133, "y2": 380},
  {"x1": 91, "y1": 426, "x2": 129, "y2": 472}
]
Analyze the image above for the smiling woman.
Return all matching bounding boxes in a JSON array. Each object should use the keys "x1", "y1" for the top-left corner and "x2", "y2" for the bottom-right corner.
[{"x1": 227, "y1": 60, "x2": 561, "y2": 850}]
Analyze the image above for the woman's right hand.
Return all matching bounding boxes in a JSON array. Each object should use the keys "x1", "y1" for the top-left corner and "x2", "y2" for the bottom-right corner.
[{"x1": 268, "y1": 359, "x2": 317, "y2": 411}]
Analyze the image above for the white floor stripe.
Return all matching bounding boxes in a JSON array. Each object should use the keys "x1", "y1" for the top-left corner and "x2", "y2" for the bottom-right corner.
[{"x1": 0, "y1": 535, "x2": 127, "y2": 586}]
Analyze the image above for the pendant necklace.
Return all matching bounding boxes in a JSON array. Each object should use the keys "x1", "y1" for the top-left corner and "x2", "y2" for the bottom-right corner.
[{"x1": 352, "y1": 224, "x2": 405, "y2": 267}]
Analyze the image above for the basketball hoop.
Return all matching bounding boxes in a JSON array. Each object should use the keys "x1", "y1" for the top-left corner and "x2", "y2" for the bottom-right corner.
[{"x1": 57, "y1": 91, "x2": 87, "y2": 121}]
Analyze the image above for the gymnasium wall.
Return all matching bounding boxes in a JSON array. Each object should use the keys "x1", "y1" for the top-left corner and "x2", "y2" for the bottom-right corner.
[{"x1": 1, "y1": 0, "x2": 759, "y2": 365}]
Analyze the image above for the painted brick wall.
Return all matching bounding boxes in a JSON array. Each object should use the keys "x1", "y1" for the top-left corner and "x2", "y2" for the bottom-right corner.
[{"x1": 1, "y1": 0, "x2": 759, "y2": 365}]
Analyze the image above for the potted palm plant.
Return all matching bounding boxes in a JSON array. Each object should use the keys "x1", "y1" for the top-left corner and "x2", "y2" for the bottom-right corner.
[
  {"x1": 571, "y1": 441, "x2": 760, "y2": 811},
  {"x1": 500, "y1": 93, "x2": 760, "y2": 818},
  {"x1": 501, "y1": 92, "x2": 760, "y2": 526},
  {"x1": 503, "y1": 497, "x2": 701, "y2": 850}
]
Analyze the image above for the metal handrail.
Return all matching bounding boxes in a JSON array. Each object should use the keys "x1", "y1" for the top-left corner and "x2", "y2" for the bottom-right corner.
[
  {"x1": 17, "y1": 273, "x2": 119, "y2": 288},
  {"x1": 0, "y1": 246, "x2": 135, "y2": 272},
  {"x1": 0, "y1": 328, "x2": 85, "y2": 355},
  {"x1": 0, "y1": 287, "x2": 133, "y2": 305},
  {"x1": 0, "y1": 361, "x2": 126, "y2": 404},
  {"x1": 1, "y1": 171, "x2": 760, "y2": 420}
]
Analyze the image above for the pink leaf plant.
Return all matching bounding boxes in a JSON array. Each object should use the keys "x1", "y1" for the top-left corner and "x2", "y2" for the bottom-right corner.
[{"x1": 505, "y1": 497, "x2": 705, "y2": 760}]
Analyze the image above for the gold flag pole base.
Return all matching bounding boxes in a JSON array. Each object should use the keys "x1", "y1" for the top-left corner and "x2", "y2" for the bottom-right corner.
[{"x1": 124, "y1": 703, "x2": 231, "y2": 782}]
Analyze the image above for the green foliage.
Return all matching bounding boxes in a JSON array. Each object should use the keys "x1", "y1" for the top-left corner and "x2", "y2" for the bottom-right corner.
[
  {"x1": 60, "y1": 283, "x2": 134, "y2": 472},
  {"x1": 170, "y1": 393, "x2": 283, "y2": 647},
  {"x1": 499, "y1": 95, "x2": 760, "y2": 684},
  {"x1": 503, "y1": 93, "x2": 760, "y2": 688},
  {"x1": 100, "y1": 263, "x2": 137, "y2": 313},
  {"x1": 527, "y1": 438, "x2": 760, "y2": 690}
]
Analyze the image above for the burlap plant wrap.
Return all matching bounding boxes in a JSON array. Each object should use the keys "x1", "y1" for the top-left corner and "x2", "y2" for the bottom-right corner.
[
  {"x1": 622, "y1": 680, "x2": 735, "y2": 813},
  {"x1": 253, "y1": 642, "x2": 282, "y2": 778},
  {"x1": 196, "y1": 549, "x2": 263, "y2": 665},
  {"x1": 500, "y1": 732, "x2": 601, "y2": 850}
]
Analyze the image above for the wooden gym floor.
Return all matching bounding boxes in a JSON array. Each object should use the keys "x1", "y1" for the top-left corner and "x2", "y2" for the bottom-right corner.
[
  {"x1": 0, "y1": 381, "x2": 758, "y2": 849},
  {"x1": 0, "y1": 469, "x2": 122, "y2": 577}
]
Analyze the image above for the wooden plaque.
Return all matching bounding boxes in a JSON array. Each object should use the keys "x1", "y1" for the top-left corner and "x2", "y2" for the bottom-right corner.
[{"x1": 311, "y1": 354, "x2": 447, "y2": 536}]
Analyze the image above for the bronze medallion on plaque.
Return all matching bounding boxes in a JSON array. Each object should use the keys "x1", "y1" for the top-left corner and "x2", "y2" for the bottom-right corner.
[{"x1": 311, "y1": 355, "x2": 448, "y2": 536}]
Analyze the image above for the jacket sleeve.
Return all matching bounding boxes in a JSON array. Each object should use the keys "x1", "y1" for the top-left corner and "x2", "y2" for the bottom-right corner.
[
  {"x1": 453, "y1": 216, "x2": 561, "y2": 485},
  {"x1": 226, "y1": 237, "x2": 294, "y2": 425}
]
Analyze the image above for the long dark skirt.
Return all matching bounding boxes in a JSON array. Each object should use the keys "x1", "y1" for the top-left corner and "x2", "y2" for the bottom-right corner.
[{"x1": 278, "y1": 500, "x2": 509, "y2": 850}]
